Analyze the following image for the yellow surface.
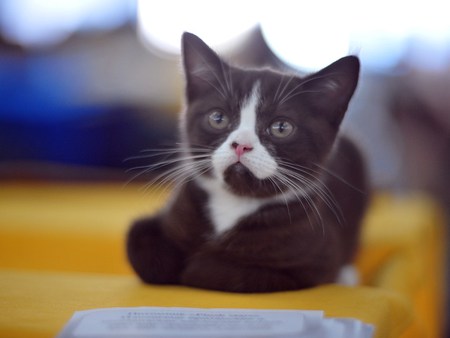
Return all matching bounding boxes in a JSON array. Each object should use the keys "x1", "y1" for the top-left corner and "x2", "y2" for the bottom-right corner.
[
  {"x1": 0, "y1": 269, "x2": 412, "y2": 338},
  {"x1": 0, "y1": 183, "x2": 168, "y2": 274},
  {"x1": 0, "y1": 182, "x2": 446, "y2": 338}
]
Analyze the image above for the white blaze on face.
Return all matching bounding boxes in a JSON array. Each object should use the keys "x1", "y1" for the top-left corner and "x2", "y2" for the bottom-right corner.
[
  {"x1": 211, "y1": 82, "x2": 278, "y2": 182},
  {"x1": 198, "y1": 82, "x2": 283, "y2": 235}
]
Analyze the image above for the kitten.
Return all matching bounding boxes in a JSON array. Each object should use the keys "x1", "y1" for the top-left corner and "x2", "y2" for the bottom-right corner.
[{"x1": 126, "y1": 32, "x2": 369, "y2": 293}]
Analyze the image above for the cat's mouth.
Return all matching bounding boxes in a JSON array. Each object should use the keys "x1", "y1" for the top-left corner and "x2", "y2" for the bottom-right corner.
[
  {"x1": 223, "y1": 162, "x2": 274, "y2": 197},
  {"x1": 223, "y1": 163, "x2": 255, "y2": 195},
  {"x1": 225, "y1": 162, "x2": 252, "y2": 178}
]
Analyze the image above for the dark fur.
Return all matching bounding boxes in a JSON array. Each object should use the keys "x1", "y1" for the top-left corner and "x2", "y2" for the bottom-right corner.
[{"x1": 127, "y1": 33, "x2": 369, "y2": 293}]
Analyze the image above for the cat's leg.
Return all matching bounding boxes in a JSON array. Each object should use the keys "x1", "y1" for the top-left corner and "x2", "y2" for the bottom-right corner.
[
  {"x1": 180, "y1": 253, "x2": 298, "y2": 293},
  {"x1": 335, "y1": 264, "x2": 359, "y2": 286},
  {"x1": 126, "y1": 216, "x2": 185, "y2": 284}
]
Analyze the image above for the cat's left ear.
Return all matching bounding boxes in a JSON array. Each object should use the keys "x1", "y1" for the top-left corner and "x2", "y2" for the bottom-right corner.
[
  {"x1": 305, "y1": 56, "x2": 360, "y2": 127},
  {"x1": 182, "y1": 32, "x2": 228, "y2": 101}
]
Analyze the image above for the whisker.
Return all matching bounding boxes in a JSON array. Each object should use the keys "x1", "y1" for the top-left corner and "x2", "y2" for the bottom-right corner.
[
  {"x1": 141, "y1": 159, "x2": 211, "y2": 195},
  {"x1": 295, "y1": 72, "x2": 345, "y2": 88},
  {"x1": 276, "y1": 160, "x2": 344, "y2": 226},
  {"x1": 220, "y1": 59, "x2": 232, "y2": 95},
  {"x1": 139, "y1": 147, "x2": 212, "y2": 154},
  {"x1": 191, "y1": 72, "x2": 228, "y2": 99},
  {"x1": 279, "y1": 89, "x2": 322, "y2": 106},
  {"x1": 124, "y1": 143, "x2": 212, "y2": 190},
  {"x1": 273, "y1": 77, "x2": 284, "y2": 103},
  {"x1": 313, "y1": 162, "x2": 367, "y2": 194},
  {"x1": 277, "y1": 72, "x2": 346, "y2": 106},
  {"x1": 274, "y1": 75, "x2": 294, "y2": 104},
  {"x1": 274, "y1": 172, "x2": 320, "y2": 232},
  {"x1": 124, "y1": 146, "x2": 211, "y2": 162},
  {"x1": 124, "y1": 166, "x2": 155, "y2": 187},
  {"x1": 165, "y1": 162, "x2": 212, "y2": 195},
  {"x1": 282, "y1": 167, "x2": 343, "y2": 226},
  {"x1": 125, "y1": 153, "x2": 210, "y2": 173},
  {"x1": 268, "y1": 176, "x2": 292, "y2": 224},
  {"x1": 190, "y1": 44, "x2": 230, "y2": 99}
]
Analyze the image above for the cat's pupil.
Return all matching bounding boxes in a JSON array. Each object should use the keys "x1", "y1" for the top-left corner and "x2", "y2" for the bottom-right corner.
[
  {"x1": 270, "y1": 120, "x2": 294, "y2": 138},
  {"x1": 208, "y1": 111, "x2": 229, "y2": 130}
]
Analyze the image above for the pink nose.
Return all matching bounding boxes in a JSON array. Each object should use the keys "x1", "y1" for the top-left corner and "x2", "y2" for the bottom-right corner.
[{"x1": 232, "y1": 142, "x2": 253, "y2": 157}]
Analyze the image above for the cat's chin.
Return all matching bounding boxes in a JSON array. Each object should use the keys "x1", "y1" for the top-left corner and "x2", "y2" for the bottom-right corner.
[{"x1": 222, "y1": 163, "x2": 277, "y2": 198}]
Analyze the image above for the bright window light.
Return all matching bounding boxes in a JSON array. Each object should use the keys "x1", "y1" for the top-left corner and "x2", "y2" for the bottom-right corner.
[
  {"x1": 259, "y1": 1, "x2": 352, "y2": 71},
  {"x1": 138, "y1": 0, "x2": 450, "y2": 71},
  {"x1": 2, "y1": 0, "x2": 448, "y2": 71},
  {"x1": 349, "y1": 0, "x2": 450, "y2": 70},
  {"x1": 137, "y1": 0, "x2": 259, "y2": 54},
  {"x1": 0, "y1": 0, "x2": 133, "y2": 47}
]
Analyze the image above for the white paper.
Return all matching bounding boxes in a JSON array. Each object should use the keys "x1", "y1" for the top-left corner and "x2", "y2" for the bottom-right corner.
[{"x1": 57, "y1": 307, "x2": 374, "y2": 338}]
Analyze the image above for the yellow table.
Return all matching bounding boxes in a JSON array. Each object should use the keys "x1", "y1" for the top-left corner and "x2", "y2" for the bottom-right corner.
[{"x1": 0, "y1": 182, "x2": 445, "y2": 338}]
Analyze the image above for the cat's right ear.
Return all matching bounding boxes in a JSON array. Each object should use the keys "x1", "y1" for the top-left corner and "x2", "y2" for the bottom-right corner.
[{"x1": 182, "y1": 32, "x2": 227, "y2": 101}]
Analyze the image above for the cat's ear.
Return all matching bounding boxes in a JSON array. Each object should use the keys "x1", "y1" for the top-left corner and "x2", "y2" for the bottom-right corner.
[
  {"x1": 182, "y1": 32, "x2": 228, "y2": 101},
  {"x1": 304, "y1": 56, "x2": 360, "y2": 127}
]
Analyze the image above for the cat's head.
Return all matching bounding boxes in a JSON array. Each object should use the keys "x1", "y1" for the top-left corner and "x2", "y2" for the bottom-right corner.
[{"x1": 181, "y1": 32, "x2": 359, "y2": 198}]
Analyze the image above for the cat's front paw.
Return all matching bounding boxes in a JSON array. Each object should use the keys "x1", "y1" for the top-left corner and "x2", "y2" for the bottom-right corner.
[
  {"x1": 127, "y1": 217, "x2": 185, "y2": 284},
  {"x1": 335, "y1": 264, "x2": 359, "y2": 286},
  {"x1": 181, "y1": 254, "x2": 298, "y2": 293}
]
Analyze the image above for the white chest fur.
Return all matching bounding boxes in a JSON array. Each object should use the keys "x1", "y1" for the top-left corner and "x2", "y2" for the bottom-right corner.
[{"x1": 197, "y1": 178, "x2": 266, "y2": 234}]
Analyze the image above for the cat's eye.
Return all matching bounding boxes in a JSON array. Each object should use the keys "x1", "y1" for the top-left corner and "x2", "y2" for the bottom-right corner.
[
  {"x1": 208, "y1": 110, "x2": 230, "y2": 130},
  {"x1": 269, "y1": 120, "x2": 294, "y2": 138}
]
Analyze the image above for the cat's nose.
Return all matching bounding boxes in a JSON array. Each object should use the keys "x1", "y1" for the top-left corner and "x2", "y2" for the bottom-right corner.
[{"x1": 232, "y1": 142, "x2": 253, "y2": 157}]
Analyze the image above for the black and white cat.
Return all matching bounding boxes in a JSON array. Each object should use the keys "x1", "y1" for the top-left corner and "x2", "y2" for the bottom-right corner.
[{"x1": 127, "y1": 32, "x2": 369, "y2": 293}]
